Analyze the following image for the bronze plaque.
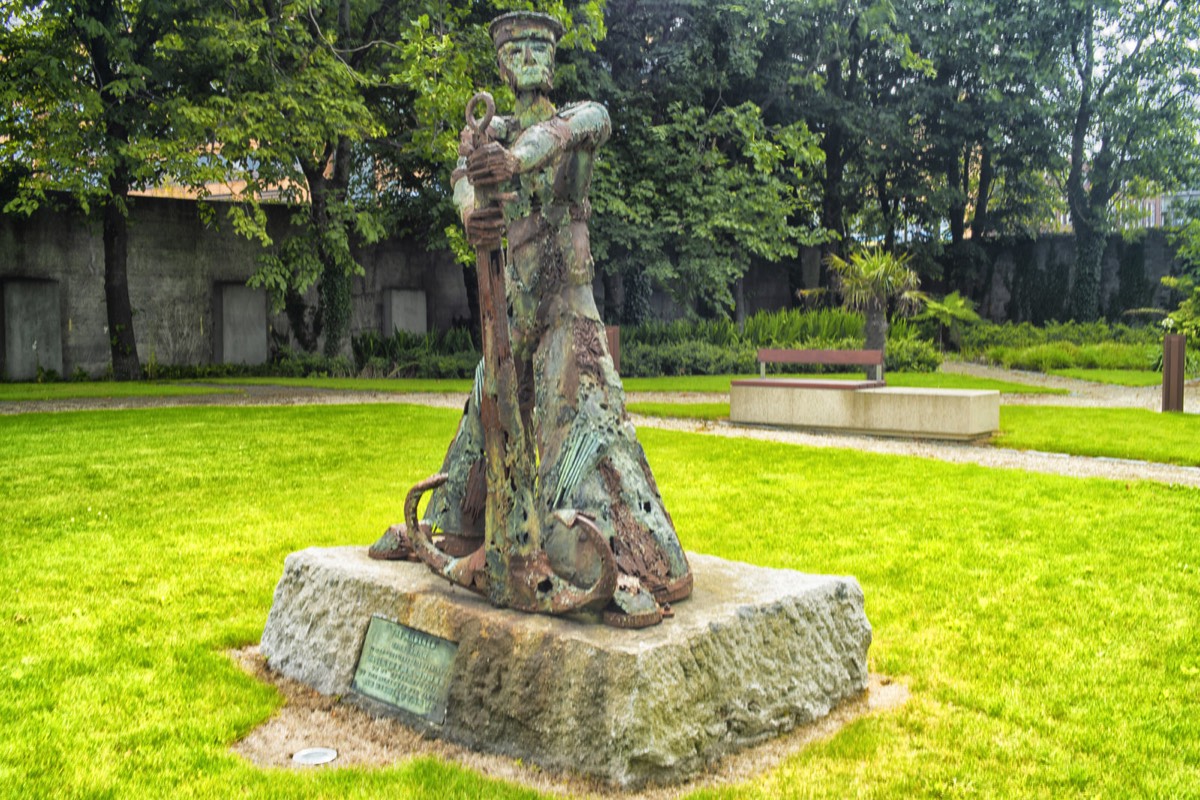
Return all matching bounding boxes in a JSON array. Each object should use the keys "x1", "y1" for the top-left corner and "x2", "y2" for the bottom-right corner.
[{"x1": 351, "y1": 616, "x2": 458, "y2": 723}]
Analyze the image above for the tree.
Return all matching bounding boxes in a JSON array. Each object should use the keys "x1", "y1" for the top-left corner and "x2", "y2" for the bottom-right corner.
[
  {"x1": 825, "y1": 246, "x2": 922, "y2": 362},
  {"x1": 0, "y1": 0, "x2": 219, "y2": 379},
  {"x1": 565, "y1": 0, "x2": 826, "y2": 320},
  {"x1": 893, "y1": 0, "x2": 1062, "y2": 293},
  {"x1": 1052, "y1": 0, "x2": 1200, "y2": 321},
  {"x1": 195, "y1": 0, "x2": 602, "y2": 356}
]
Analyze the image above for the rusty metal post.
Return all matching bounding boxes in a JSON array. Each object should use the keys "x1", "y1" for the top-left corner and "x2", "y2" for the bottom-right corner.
[
  {"x1": 1162, "y1": 334, "x2": 1185, "y2": 413},
  {"x1": 605, "y1": 325, "x2": 620, "y2": 374}
]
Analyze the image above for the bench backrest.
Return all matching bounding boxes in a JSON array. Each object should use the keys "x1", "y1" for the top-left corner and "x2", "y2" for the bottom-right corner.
[{"x1": 757, "y1": 348, "x2": 883, "y2": 366}]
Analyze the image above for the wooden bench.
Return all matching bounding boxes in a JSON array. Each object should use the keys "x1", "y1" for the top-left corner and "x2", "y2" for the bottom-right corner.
[{"x1": 754, "y1": 348, "x2": 885, "y2": 388}]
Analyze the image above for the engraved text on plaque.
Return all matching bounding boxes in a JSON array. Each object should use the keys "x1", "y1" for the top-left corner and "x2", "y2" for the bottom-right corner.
[{"x1": 351, "y1": 616, "x2": 458, "y2": 723}]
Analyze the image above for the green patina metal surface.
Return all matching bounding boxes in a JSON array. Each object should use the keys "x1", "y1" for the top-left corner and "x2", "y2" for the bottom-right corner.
[{"x1": 371, "y1": 12, "x2": 692, "y2": 628}]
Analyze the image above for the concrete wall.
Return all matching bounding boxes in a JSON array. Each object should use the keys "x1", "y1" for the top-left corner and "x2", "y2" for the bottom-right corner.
[
  {"x1": 1, "y1": 193, "x2": 1187, "y2": 378},
  {"x1": 979, "y1": 230, "x2": 1183, "y2": 323},
  {"x1": 0, "y1": 195, "x2": 469, "y2": 376}
]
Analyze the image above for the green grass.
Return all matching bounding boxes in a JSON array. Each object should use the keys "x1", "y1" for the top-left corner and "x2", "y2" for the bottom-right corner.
[
  {"x1": 628, "y1": 401, "x2": 730, "y2": 420},
  {"x1": 997, "y1": 406, "x2": 1200, "y2": 466},
  {"x1": 0, "y1": 381, "x2": 240, "y2": 402},
  {"x1": 622, "y1": 372, "x2": 1066, "y2": 395},
  {"x1": 633, "y1": 400, "x2": 1200, "y2": 466},
  {"x1": 2, "y1": 405, "x2": 1199, "y2": 797},
  {"x1": 1048, "y1": 368, "x2": 1166, "y2": 387},
  {"x1": 2, "y1": 372, "x2": 1061, "y2": 403},
  {"x1": 198, "y1": 376, "x2": 476, "y2": 393}
]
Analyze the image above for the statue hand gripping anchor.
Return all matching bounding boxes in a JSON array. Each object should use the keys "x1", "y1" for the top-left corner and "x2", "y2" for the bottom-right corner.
[{"x1": 370, "y1": 12, "x2": 691, "y2": 628}]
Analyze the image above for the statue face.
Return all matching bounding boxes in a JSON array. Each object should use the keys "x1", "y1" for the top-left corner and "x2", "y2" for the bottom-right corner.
[{"x1": 498, "y1": 37, "x2": 555, "y2": 92}]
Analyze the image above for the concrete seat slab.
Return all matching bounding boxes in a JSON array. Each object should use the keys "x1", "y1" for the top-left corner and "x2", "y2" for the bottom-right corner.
[{"x1": 730, "y1": 383, "x2": 1000, "y2": 441}]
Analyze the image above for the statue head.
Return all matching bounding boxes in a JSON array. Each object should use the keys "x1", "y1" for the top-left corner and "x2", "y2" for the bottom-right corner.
[{"x1": 489, "y1": 11, "x2": 563, "y2": 93}]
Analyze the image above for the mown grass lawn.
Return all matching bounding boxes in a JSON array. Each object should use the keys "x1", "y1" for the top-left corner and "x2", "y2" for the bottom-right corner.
[
  {"x1": 630, "y1": 401, "x2": 1200, "y2": 467},
  {"x1": 0, "y1": 369, "x2": 1064, "y2": 404},
  {"x1": 622, "y1": 372, "x2": 1066, "y2": 395},
  {"x1": 2, "y1": 404, "x2": 1198, "y2": 798},
  {"x1": 0, "y1": 381, "x2": 241, "y2": 402},
  {"x1": 628, "y1": 401, "x2": 730, "y2": 420},
  {"x1": 1048, "y1": 369, "x2": 1167, "y2": 387},
  {"x1": 996, "y1": 406, "x2": 1200, "y2": 467},
  {"x1": 199, "y1": 376, "x2": 476, "y2": 393}
]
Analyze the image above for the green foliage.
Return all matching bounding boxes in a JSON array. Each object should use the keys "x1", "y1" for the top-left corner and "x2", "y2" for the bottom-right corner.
[
  {"x1": 825, "y1": 247, "x2": 923, "y2": 315},
  {"x1": 620, "y1": 306, "x2": 941, "y2": 376},
  {"x1": 351, "y1": 327, "x2": 480, "y2": 378},
  {"x1": 961, "y1": 320, "x2": 1160, "y2": 353},
  {"x1": 1058, "y1": 0, "x2": 1200, "y2": 320},
  {"x1": 982, "y1": 342, "x2": 1160, "y2": 372},
  {"x1": 591, "y1": 101, "x2": 824, "y2": 313},
  {"x1": 570, "y1": 2, "x2": 826, "y2": 314},
  {"x1": 883, "y1": 337, "x2": 942, "y2": 372},
  {"x1": 915, "y1": 291, "x2": 982, "y2": 350},
  {"x1": 0, "y1": 0, "x2": 231, "y2": 378},
  {"x1": 741, "y1": 308, "x2": 865, "y2": 348},
  {"x1": 1162, "y1": 276, "x2": 1200, "y2": 338},
  {"x1": 621, "y1": 341, "x2": 757, "y2": 378}
]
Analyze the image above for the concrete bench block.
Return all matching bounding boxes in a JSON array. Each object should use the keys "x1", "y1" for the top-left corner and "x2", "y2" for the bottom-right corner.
[{"x1": 731, "y1": 381, "x2": 1000, "y2": 441}]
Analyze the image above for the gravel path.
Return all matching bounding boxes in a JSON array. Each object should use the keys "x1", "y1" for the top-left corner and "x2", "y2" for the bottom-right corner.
[
  {"x1": 941, "y1": 360, "x2": 1200, "y2": 412},
  {"x1": 4, "y1": 370, "x2": 1198, "y2": 487},
  {"x1": 631, "y1": 415, "x2": 1200, "y2": 488}
]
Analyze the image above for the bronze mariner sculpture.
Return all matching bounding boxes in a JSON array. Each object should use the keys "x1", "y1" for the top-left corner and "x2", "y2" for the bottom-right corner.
[{"x1": 369, "y1": 11, "x2": 691, "y2": 628}]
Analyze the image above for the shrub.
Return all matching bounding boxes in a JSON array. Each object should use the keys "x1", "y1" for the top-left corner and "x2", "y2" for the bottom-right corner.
[
  {"x1": 961, "y1": 320, "x2": 1158, "y2": 355},
  {"x1": 741, "y1": 308, "x2": 864, "y2": 348},
  {"x1": 351, "y1": 327, "x2": 480, "y2": 378},
  {"x1": 622, "y1": 341, "x2": 757, "y2": 377},
  {"x1": 885, "y1": 338, "x2": 942, "y2": 372},
  {"x1": 983, "y1": 341, "x2": 1158, "y2": 372}
]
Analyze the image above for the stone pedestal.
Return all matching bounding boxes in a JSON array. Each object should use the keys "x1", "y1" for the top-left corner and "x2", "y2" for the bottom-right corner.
[{"x1": 260, "y1": 547, "x2": 871, "y2": 789}]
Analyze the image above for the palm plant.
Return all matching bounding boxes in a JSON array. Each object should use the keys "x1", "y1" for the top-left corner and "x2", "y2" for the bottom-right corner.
[{"x1": 824, "y1": 247, "x2": 923, "y2": 377}]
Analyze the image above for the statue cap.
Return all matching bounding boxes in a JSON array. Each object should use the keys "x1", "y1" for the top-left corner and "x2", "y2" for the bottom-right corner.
[{"x1": 489, "y1": 11, "x2": 564, "y2": 49}]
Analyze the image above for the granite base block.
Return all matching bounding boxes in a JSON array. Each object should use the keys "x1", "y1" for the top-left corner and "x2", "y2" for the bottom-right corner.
[{"x1": 260, "y1": 547, "x2": 871, "y2": 788}]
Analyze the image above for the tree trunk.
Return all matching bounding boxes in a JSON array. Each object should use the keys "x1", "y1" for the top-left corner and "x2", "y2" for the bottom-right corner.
[
  {"x1": 601, "y1": 268, "x2": 621, "y2": 325},
  {"x1": 876, "y1": 175, "x2": 896, "y2": 252},
  {"x1": 102, "y1": 188, "x2": 142, "y2": 380},
  {"x1": 1066, "y1": 0, "x2": 1101, "y2": 321},
  {"x1": 1070, "y1": 220, "x2": 1105, "y2": 321},
  {"x1": 733, "y1": 275, "x2": 746, "y2": 333},
  {"x1": 947, "y1": 149, "x2": 966, "y2": 248},
  {"x1": 321, "y1": 139, "x2": 354, "y2": 358},
  {"x1": 864, "y1": 301, "x2": 888, "y2": 353},
  {"x1": 819, "y1": 57, "x2": 848, "y2": 286},
  {"x1": 970, "y1": 144, "x2": 994, "y2": 241}
]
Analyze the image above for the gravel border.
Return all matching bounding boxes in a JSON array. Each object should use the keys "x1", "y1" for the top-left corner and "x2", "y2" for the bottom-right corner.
[{"x1": 632, "y1": 415, "x2": 1200, "y2": 488}]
